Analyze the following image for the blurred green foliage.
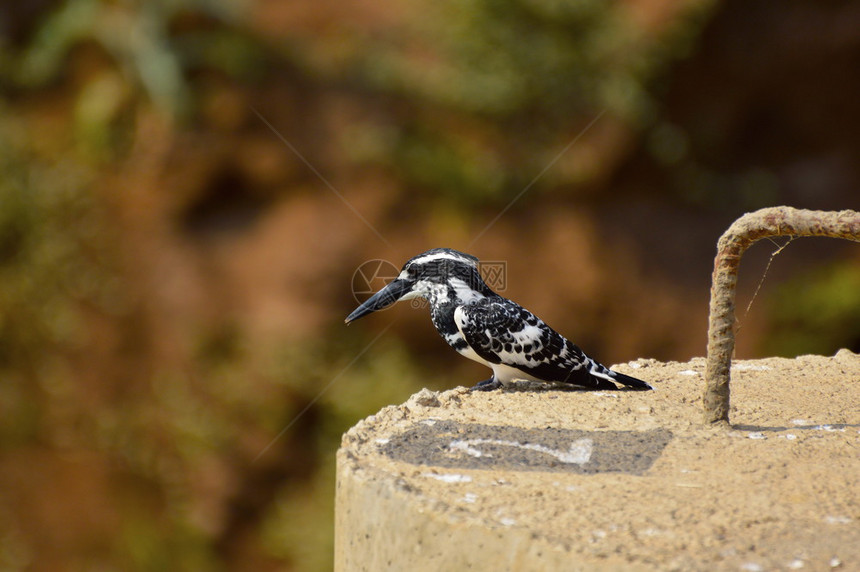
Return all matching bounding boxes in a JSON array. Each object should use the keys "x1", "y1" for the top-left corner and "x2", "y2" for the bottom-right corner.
[
  {"x1": 1, "y1": 0, "x2": 264, "y2": 158},
  {"x1": 0, "y1": 112, "x2": 116, "y2": 442},
  {"x1": 291, "y1": 0, "x2": 716, "y2": 203},
  {"x1": 0, "y1": 130, "x2": 433, "y2": 564},
  {"x1": 1, "y1": 0, "x2": 715, "y2": 198},
  {"x1": 766, "y1": 262, "x2": 860, "y2": 357},
  {"x1": 10, "y1": 0, "x2": 248, "y2": 100},
  {"x1": 362, "y1": 0, "x2": 651, "y2": 117},
  {"x1": 0, "y1": 104, "x2": 434, "y2": 566}
]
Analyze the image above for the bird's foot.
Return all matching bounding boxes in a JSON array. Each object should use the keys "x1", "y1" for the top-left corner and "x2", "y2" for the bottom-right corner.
[{"x1": 470, "y1": 377, "x2": 502, "y2": 392}]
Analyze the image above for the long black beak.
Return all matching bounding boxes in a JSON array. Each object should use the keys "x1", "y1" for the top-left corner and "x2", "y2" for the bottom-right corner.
[{"x1": 345, "y1": 278, "x2": 415, "y2": 324}]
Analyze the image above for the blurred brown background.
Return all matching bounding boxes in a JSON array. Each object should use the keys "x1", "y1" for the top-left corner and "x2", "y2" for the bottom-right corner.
[{"x1": 0, "y1": 0, "x2": 858, "y2": 570}]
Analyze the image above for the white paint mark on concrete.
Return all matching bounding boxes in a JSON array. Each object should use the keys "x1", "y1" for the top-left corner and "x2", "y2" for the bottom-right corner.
[
  {"x1": 449, "y1": 441, "x2": 489, "y2": 459},
  {"x1": 813, "y1": 425, "x2": 845, "y2": 432},
  {"x1": 421, "y1": 472, "x2": 473, "y2": 483},
  {"x1": 448, "y1": 437, "x2": 593, "y2": 465}
]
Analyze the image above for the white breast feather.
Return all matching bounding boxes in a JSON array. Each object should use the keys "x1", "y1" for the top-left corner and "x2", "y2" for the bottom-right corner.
[{"x1": 452, "y1": 307, "x2": 491, "y2": 366}]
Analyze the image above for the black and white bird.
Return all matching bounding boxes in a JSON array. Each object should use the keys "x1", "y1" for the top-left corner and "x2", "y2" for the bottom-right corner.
[{"x1": 345, "y1": 248, "x2": 652, "y2": 392}]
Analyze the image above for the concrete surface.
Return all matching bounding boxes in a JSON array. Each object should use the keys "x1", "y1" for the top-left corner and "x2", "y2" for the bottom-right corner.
[{"x1": 335, "y1": 351, "x2": 859, "y2": 571}]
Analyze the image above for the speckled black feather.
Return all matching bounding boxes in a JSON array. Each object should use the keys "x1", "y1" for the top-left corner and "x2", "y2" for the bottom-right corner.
[{"x1": 456, "y1": 298, "x2": 635, "y2": 390}]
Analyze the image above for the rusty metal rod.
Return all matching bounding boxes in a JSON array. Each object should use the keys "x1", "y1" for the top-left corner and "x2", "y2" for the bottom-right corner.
[{"x1": 704, "y1": 207, "x2": 860, "y2": 425}]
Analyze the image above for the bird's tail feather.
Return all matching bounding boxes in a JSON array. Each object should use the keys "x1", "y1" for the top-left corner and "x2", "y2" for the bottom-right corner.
[
  {"x1": 586, "y1": 358, "x2": 653, "y2": 391},
  {"x1": 608, "y1": 370, "x2": 653, "y2": 391}
]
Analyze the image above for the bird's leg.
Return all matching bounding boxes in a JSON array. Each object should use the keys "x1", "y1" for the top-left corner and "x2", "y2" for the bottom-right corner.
[{"x1": 470, "y1": 377, "x2": 502, "y2": 392}]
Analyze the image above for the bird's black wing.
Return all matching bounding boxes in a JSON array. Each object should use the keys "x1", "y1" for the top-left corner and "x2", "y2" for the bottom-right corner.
[{"x1": 454, "y1": 298, "x2": 624, "y2": 390}]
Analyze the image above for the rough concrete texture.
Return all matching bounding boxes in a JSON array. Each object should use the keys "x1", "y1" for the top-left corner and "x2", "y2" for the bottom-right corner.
[{"x1": 335, "y1": 351, "x2": 859, "y2": 571}]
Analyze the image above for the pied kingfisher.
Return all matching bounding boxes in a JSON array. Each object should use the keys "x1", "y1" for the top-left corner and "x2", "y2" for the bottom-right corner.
[{"x1": 345, "y1": 248, "x2": 652, "y2": 392}]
